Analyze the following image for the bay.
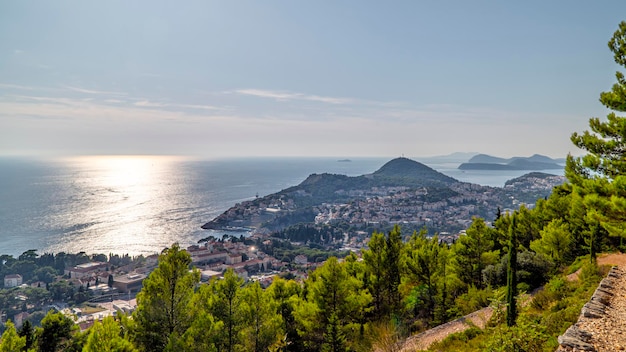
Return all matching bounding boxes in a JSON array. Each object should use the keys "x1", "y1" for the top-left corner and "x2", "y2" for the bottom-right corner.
[{"x1": 0, "y1": 156, "x2": 563, "y2": 257}]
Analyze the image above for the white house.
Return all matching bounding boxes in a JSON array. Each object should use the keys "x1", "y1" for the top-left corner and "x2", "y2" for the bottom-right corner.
[{"x1": 4, "y1": 274, "x2": 23, "y2": 288}]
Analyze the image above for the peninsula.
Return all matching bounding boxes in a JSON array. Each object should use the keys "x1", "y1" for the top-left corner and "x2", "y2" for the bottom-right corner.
[{"x1": 202, "y1": 157, "x2": 565, "y2": 237}]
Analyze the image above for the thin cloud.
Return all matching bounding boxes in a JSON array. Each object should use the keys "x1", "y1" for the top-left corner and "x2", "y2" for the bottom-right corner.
[
  {"x1": 62, "y1": 85, "x2": 127, "y2": 96},
  {"x1": 134, "y1": 100, "x2": 221, "y2": 111},
  {"x1": 134, "y1": 100, "x2": 168, "y2": 108},
  {"x1": 175, "y1": 103, "x2": 221, "y2": 111},
  {"x1": 0, "y1": 95, "x2": 228, "y2": 125},
  {"x1": 0, "y1": 83, "x2": 36, "y2": 91},
  {"x1": 233, "y1": 89, "x2": 353, "y2": 104}
]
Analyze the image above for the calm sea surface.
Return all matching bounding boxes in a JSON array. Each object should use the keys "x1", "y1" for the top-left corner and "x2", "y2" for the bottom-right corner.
[{"x1": 0, "y1": 156, "x2": 563, "y2": 257}]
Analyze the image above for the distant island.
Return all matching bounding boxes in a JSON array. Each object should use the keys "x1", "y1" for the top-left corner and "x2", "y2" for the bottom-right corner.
[
  {"x1": 202, "y1": 157, "x2": 565, "y2": 237},
  {"x1": 458, "y1": 153, "x2": 564, "y2": 171}
]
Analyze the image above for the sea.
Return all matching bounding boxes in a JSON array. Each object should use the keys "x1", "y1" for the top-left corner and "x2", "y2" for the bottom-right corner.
[{"x1": 0, "y1": 156, "x2": 564, "y2": 258}]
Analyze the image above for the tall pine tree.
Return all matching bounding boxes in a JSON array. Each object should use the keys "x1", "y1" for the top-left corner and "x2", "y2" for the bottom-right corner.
[
  {"x1": 133, "y1": 243, "x2": 200, "y2": 351},
  {"x1": 506, "y1": 214, "x2": 518, "y2": 327},
  {"x1": 567, "y1": 21, "x2": 626, "y2": 254}
]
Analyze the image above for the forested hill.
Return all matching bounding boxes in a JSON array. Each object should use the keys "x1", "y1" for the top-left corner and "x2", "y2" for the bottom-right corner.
[
  {"x1": 202, "y1": 157, "x2": 564, "y2": 235},
  {"x1": 370, "y1": 157, "x2": 458, "y2": 187}
]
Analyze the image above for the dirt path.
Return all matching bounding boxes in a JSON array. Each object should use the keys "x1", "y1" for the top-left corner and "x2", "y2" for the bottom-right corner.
[
  {"x1": 399, "y1": 307, "x2": 494, "y2": 351},
  {"x1": 567, "y1": 252, "x2": 626, "y2": 281}
]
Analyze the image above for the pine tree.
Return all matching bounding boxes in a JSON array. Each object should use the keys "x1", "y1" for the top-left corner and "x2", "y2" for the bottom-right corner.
[
  {"x1": 37, "y1": 311, "x2": 77, "y2": 352},
  {"x1": 268, "y1": 277, "x2": 303, "y2": 351},
  {"x1": 240, "y1": 281, "x2": 283, "y2": 352},
  {"x1": 83, "y1": 316, "x2": 138, "y2": 352},
  {"x1": 302, "y1": 257, "x2": 371, "y2": 351},
  {"x1": 363, "y1": 231, "x2": 386, "y2": 319},
  {"x1": 506, "y1": 214, "x2": 518, "y2": 327},
  {"x1": 133, "y1": 243, "x2": 200, "y2": 351},
  {"x1": 363, "y1": 225, "x2": 404, "y2": 320},
  {"x1": 453, "y1": 217, "x2": 494, "y2": 288},
  {"x1": 18, "y1": 319, "x2": 35, "y2": 351},
  {"x1": 566, "y1": 21, "x2": 626, "y2": 252},
  {"x1": 385, "y1": 225, "x2": 403, "y2": 316},
  {"x1": 404, "y1": 230, "x2": 440, "y2": 320},
  {"x1": 0, "y1": 321, "x2": 26, "y2": 352},
  {"x1": 209, "y1": 268, "x2": 244, "y2": 352}
]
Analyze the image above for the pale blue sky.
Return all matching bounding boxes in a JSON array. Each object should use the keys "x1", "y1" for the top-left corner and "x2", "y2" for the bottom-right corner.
[{"x1": 1, "y1": 1, "x2": 625, "y2": 158}]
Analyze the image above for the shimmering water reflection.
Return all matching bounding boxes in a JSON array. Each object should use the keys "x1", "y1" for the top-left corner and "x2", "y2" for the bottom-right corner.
[
  {"x1": 0, "y1": 156, "x2": 389, "y2": 257},
  {"x1": 44, "y1": 156, "x2": 195, "y2": 255}
]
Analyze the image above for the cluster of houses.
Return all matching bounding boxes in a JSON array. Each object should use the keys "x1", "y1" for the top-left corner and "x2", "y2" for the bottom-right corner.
[
  {"x1": 189, "y1": 240, "x2": 291, "y2": 283},
  {"x1": 1, "y1": 237, "x2": 322, "y2": 331}
]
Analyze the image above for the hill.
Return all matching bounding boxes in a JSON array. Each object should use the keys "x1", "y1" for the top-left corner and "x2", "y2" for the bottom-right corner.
[
  {"x1": 202, "y1": 157, "x2": 461, "y2": 232},
  {"x1": 201, "y1": 158, "x2": 564, "y2": 236},
  {"x1": 370, "y1": 157, "x2": 458, "y2": 187}
]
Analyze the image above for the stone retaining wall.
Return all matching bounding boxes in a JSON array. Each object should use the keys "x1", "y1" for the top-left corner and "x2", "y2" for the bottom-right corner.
[{"x1": 556, "y1": 266, "x2": 622, "y2": 352}]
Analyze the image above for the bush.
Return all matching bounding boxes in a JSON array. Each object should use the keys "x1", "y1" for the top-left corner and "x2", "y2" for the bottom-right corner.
[
  {"x1": 455, "y1": 286, "x2": 493, "y2": 315},
  {"x1": 483, "y1": 316, "x2": 550, "y2": 352},
  {"x1": 578, "y1": 261, "x2": 602, "y2": 287}
]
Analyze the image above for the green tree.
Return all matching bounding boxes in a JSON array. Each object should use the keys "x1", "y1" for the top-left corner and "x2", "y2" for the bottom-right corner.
[
  {"x1": 530, "y1": 219, "x2": 573, "y2": 266},
  {"x1": 133, "y1": 243, "x2": 200, "y2": 351},
  {"x1": 0, "y1": 321, "x2": 26, "y2": 352},
  {"x1": 37, "y1": 310, "x2": 77, "y2": 352},
  {"x1": 299, "y1": 257, "x2": 371, "y2": 351},
  {"x1": 18, "y1": 319, "x2": 35, "y2": 351},
  {"x1": 363, "y1": 225, "x2": 404, "y2": 320},
  {"x1": 83, "y1": 316, "x2": 138, "y2": 352},
  {"x1": 434, "y1": 243, "x2": 457, "y2": 325},
  {"x1": 363, "y1": 231, "x2": 386, "y2": 320},
  {"x1": 403, "y1": 230, "x2": 440, "y2": 321},
  {"x1": 385, "y1": 225, "x2": 404, "y2": 316},
  {"x1": 506, "y1": 214, "x2": 518, "y2": 327},
  {"x1": 240, "y1": 281, "x2": 283, "y2": 352},
  {"x1": 171, "y1": 311, "x2": 221, "y2": 352},
  {"x1": 321, "y1": 312, "x2": 347, "y2": 352},
  {"x1": 207, "y1": 268, "x2": 244, "y2": 352},
  {"x1": 453, "y1": 217, "x2": 495, "y2": 288},
  {"x1": 33, "y1": 266, "x2": 57, "y2": 284},
  {"x1": 267, "y1": 277, "x2": 303, "y2": 351},
  {"x1": 567, "y1": 21, "x2": 626, "y2": 254}
]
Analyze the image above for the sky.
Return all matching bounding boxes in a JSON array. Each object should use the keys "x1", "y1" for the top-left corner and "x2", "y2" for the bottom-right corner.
[{"x1": 1, "y1": 1, "x2": 625, "y2": 159}]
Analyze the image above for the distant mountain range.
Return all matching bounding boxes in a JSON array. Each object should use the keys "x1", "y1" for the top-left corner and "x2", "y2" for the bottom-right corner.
[{"x1": 458, "y1": 154, "x2": 565, "y2": 171}]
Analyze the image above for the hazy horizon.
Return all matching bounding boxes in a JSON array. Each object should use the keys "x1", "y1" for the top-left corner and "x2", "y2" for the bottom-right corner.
[
  {"x1": 2, "y1": 1, "x2": 624, "y2": 158},
  {"x1": 0, "y1": 151, "x2": 570, "y2": 161}
]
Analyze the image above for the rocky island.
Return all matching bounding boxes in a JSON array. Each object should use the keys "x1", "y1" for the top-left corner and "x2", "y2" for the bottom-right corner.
[{"x1": 458, "y1": 153, "x2": 565, "y2": 170}]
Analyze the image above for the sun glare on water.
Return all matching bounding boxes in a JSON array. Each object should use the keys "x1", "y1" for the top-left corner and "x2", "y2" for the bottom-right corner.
[{"x1": 49, "y1": 155, "x2": 190, "y2": 255}]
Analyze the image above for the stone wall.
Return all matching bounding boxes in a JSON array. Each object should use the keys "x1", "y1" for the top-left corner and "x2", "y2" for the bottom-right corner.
[{"x1": 556, "y1": 266, "x2": 622, "y2": 352}]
